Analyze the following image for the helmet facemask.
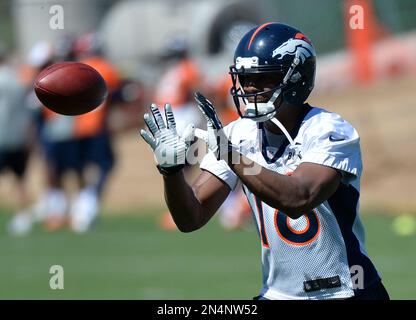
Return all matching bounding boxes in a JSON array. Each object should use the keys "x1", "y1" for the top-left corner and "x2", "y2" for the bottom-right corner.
[{"x1": 229, "y1": 52, "x2": 302, "y2": 123}]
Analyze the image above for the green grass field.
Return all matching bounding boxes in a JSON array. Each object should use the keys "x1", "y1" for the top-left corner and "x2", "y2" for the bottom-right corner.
[{"x1": 0, "y1": 208, "x2": 415, "y2": 299}]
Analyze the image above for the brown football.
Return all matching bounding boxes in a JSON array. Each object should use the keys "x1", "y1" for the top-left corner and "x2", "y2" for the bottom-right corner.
[{"x1": 34, "y1": 62, "x2": 108, "y2": 116}]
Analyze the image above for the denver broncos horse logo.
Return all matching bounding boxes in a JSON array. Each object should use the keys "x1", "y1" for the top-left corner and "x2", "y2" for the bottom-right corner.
[{"x1": 272, "y1": 33, "x2": 315, "y2": 63}]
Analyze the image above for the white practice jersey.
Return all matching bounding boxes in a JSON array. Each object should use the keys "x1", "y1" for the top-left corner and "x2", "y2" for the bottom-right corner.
[{"x1": 200, "y1": 106, "x2": 380, "y2": 300}]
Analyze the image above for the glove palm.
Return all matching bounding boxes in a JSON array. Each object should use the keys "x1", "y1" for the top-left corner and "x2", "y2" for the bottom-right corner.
[{"x1": 140, "y1": 104, "x2": 194, "y2": 170}]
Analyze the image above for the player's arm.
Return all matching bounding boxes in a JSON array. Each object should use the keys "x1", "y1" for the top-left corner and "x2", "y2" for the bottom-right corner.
[
  {"x1": 140, "y1": 103, "x2": 229, "y2": 232},
  {"x1": 163, "y1": 170, "x2": 230, "y2": 232},
  {"x1": 229, "y1": 156, "x2": 341, "y2": 219}
]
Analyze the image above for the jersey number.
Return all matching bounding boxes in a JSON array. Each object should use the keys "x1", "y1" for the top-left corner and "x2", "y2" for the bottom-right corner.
[{"x1": 255, "y1": 196, "x2": 320, "y2": 247}]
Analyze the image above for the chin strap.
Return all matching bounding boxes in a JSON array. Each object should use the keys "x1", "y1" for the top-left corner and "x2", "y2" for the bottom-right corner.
[
  {"x1": 269, "y1": 117, "x2": 295, "y2": 147},
  {"x1": 244, "y1": 87, "x2": 282, "y2": 122},
  {"x1": 267, "y1": 88, "x2": 282, "y2": 107}
]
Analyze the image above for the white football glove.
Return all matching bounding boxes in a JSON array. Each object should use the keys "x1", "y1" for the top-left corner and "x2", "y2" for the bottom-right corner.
[
  {"x1": 140, "y1": 103, "x2": 195, "y2": 174},
  {"x1": 194, "y1": 92, "x2": 233, "y2": 160}
]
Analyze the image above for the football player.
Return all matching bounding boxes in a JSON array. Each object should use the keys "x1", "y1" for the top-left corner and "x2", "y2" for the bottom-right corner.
[
  {"x1": 0, "y1": 46, "x2": 35, "y2": 236},
  {"x1": 140, "y1": 23, "x2": 389, "y2": 300}
]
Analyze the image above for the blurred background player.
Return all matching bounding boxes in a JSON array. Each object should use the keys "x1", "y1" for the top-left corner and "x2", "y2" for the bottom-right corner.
[
  {"x1": 25, "y1": 40, "x2": 70, "y2": 232},
  {"x1": 154, "y1": 35, "x2": 202, "y2": 135},
  {"x1": 24, "y1": 35, "x2": 123, "y2": 233},
  {"x1": 67, "y1": 33, "x2": 122, "y2": 232},
  {"x1": 0, "y1": 44, "x2": 35, "y2": 236}
]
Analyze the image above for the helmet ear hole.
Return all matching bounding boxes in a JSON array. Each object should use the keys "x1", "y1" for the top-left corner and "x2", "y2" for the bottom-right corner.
[{"x1": 290, "y1": 72, "x2": 301, "y2": 83}]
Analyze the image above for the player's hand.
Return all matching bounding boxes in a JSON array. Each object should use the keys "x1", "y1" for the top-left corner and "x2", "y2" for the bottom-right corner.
[
  {"x1": 193, "y1": 92, "x2": 233, "y2": 161},
  {"x1": 140, "y1": 103, "x2": 195, "y2": 174}
]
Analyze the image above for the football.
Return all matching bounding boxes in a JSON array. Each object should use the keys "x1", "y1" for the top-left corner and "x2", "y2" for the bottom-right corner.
[{"x1": 34, "y1": 61, "x2": 108, "y2": 116}]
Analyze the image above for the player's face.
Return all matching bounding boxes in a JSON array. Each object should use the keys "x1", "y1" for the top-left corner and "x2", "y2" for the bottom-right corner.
[{"x1": 239, "y1": 73, "x2": 284, "y2": 103}]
